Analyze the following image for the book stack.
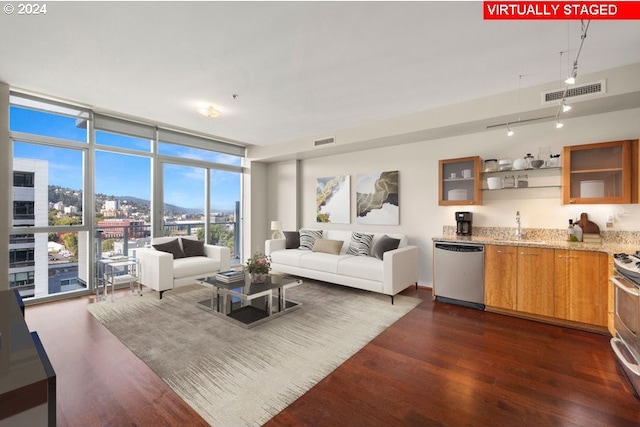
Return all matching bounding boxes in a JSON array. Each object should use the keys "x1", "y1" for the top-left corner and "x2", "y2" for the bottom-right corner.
[
  {"x1": 215, "y1": 270, "x2": 245, "y2": 283},
  {"x1": 582, "y1": 233, "x2": 602, "y2": 245}
]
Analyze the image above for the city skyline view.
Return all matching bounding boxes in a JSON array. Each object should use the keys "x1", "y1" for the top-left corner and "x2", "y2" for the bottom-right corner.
[{"x1": 11, "y1": 105, "x2": 241, "y2": 212}]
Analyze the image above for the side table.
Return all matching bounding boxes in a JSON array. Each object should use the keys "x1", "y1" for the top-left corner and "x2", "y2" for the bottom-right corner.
[{"x1": 98, "y1": 258, "x2": 139, "y2": 301}]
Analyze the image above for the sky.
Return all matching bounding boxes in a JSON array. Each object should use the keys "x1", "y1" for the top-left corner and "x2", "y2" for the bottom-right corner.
[{"x1": 10, "y1": 106, "x2": 241, "y2": 211}]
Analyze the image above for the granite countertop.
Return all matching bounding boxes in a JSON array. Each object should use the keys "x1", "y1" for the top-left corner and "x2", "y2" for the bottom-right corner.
[{"x1": 433, "y1": 235, "x2": 638, "y2": 256}]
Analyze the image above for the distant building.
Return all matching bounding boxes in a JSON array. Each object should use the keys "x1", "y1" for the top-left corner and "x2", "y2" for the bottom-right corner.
[
  {"x1": 104, "y1": 200, "x2": 119, "y2": 211},
  {"x1": 64, "y1": 205, "x2": 78, "y2": 214},
  {"x1": 97, "y1": 218, "x2": 148, "y2": 239},
  {"x1": 11, "y1": 159, "x2": 49, "y2": 298}
]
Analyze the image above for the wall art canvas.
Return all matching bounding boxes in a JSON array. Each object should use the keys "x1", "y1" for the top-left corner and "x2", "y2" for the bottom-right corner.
[
  {"x1": 316, "y1": 175, "x2": 350, "y2": 223},
  {"x1": 356, "y1": 170, "x2": 399, "y2": 225}
]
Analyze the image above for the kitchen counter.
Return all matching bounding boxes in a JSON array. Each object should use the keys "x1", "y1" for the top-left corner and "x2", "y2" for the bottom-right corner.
[{"x1": 433, "y1": 235, "x2": 638, "y2": 256}]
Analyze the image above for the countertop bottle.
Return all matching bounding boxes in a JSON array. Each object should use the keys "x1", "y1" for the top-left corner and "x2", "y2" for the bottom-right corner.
[
  {"x1": 567, "y1": 219, "x2": 576, "y2": 242},
  {"x1": 573, "y1": 220, "x2": 583, "y2": 242}
]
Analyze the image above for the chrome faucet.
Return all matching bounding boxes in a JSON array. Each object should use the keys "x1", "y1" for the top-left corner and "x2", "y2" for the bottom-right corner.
[{"x1": 515, "y1": 211, "x2": 524, "y2": 240}]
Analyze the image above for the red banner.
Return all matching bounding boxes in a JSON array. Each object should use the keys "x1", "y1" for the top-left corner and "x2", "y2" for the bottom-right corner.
[{"x1": 484, "y1": 1, "x2": 640, "y2": 19}]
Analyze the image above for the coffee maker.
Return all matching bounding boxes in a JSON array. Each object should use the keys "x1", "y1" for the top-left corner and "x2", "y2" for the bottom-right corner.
[{"x1": 455, "y1": 211, "x2": 473, "y2": 236}]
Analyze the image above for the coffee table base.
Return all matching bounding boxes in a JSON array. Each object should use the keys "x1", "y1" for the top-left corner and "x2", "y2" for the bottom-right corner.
[{"x1": 196, "y1": 296, "x2": 301, "y2": 329}]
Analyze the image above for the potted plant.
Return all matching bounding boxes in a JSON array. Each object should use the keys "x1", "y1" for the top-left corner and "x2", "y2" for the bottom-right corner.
[{"x1": 246, "y1": 251, "x2": 271, "y2": 283}]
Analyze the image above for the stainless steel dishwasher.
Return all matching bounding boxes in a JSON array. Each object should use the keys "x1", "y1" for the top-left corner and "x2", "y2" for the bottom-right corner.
[{"x1": 433, "y1": 241, "x2": 485, "y2": 310}]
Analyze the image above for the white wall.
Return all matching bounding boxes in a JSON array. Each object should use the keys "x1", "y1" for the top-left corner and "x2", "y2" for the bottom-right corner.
[
  {"x1": 266, "y1": 160, "x2": 299, "y2": 231},
  {"x1": 266, "y1": 107, "x2": 640, "y2": 286}
]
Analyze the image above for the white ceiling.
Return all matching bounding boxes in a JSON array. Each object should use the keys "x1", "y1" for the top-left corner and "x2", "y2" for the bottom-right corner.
[{"x1": 1, "y1": 2, "x2": 640, "y2": 147}]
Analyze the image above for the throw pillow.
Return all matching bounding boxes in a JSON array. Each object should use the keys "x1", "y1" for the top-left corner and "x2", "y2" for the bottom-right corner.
[
  {"x1": 181, "y1": 238, "x2": 206, "y2": 257},
  {"x1": 372, "y1": 235, "x2": 401, "y2": 260},
  {"x1": 153, "y1": 238, "x2": 185, "y2": 259},
  {"x1": 299, "y1": 229, "x2": 323, "y2": 251},
  {"x1": 312, "y1": 238, "x2": 344, "y2": 255},
  {"x1": 347, "y1": 232, "x2": 374, "y2": 256},
  {"x1": 283, "y1": 231, "x2": 300, "y2": 249}
]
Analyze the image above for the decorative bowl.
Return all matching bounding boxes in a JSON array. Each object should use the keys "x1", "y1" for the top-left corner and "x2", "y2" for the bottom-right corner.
[{"x1": 531, "y1": 160, "x2": 545, "y2": 169}]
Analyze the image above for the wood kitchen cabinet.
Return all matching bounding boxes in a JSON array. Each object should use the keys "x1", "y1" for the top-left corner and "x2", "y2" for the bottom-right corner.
[
  {"x1": 484, "y1": 245, "x2": 517, "y2": 310},
  {"x1": 485, "y1": 245, "x2": 607, "y2": 331},
  {"x1": 554, "y1": 249, "x2": 608, "y2": 327},
  {"x1": 516, "y1": 247, "x2": 555, "y2": 317},
  {"x1": 438, "y1": 156, "x2": 482, "y2": 206},
  {"x1": 562, "y1": 139, "x2": 638, "y2": 204}
]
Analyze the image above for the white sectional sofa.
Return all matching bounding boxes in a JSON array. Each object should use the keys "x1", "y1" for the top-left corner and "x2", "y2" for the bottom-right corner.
[
  {"x1": 137, "y1": 236, "x2": 231, "y2": 298},
  {"x1": 265, "y1": 229, "x2": 418, "y2": 303}
]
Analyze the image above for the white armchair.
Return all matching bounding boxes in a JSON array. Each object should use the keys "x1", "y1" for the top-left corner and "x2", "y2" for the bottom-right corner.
[{"x1": 136, "y1": 236, "x2": 231, "y2": 298}]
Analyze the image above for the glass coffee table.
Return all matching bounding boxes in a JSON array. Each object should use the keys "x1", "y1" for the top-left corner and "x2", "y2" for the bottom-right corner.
[{"x1": 196, "y1": 273, "x2": 302, "y2": 328}]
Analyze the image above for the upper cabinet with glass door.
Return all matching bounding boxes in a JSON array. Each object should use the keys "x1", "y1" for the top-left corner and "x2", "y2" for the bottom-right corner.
[
  {"x1": 562, "y1": 140, "x2": 638, "y2": 204},
  {"x1": 439, "y1": 156, "x2": 483, "y2": 205}
]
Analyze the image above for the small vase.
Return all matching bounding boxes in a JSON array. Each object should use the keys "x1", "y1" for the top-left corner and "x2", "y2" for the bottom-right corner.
[{"x1": 250, "y1": 273, "x2": 267, "y2": 283}]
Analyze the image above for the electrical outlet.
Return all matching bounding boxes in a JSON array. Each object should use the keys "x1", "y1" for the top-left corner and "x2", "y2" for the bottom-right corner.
[{"x1": 606, "y1": 214, "x2": 614, "y2": 228}]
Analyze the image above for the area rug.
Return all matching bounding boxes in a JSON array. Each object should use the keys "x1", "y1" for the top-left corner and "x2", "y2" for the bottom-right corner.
[{"x1": 86, "y1": 281, "x2": 420, "y2": 426}]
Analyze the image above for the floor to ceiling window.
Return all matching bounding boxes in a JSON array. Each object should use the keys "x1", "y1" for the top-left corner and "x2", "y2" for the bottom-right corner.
[
  {"x1": 9, "y1": 93, "x2": 245, "y2": 302},
  {"x1": 10, "y1": 97, "x2": 89, "y2": 299}
]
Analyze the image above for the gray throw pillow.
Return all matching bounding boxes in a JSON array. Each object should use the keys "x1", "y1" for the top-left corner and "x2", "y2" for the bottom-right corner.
[
  {"x1": 181, "y1": 238, "x2": 206, "y2": 257},
  {"x1": 153, "y1": 238, "x2": 185, "y2": 259},
  {"x1": 372, "y1": 235, "x2": 401, "y2": 260},
  {"x1": 283, "y1": 231, "x2": 300, "y2": 249},
  {"x1": 299, "y1": 229, "x2": 323, "y2": 251}
]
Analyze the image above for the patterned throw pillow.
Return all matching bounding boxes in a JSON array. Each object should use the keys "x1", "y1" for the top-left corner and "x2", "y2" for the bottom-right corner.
[
  {"x1": 347, "y1": 232, "x2": 374, "y2": 256},
  {"x1": 298, "y1": 229, "x2": 323, "y2": 251}
]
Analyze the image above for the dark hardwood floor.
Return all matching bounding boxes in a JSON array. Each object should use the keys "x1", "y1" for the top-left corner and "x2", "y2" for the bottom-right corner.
[{"x1": 25, "y1": 286, "x2": 640, "y2": 427}]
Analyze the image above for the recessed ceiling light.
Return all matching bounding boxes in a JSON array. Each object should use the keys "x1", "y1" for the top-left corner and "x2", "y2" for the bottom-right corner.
[{"x1": 197, "y1": 105, "x2": 222, "y2": 118}]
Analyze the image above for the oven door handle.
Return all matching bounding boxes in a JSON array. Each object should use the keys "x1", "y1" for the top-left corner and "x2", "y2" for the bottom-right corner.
[
  {"x1": 611, "y1": 338, "x2": 640, "y2": 376},
  {"x1": 611, "y1": 276, "x2": 640, "y2": 297}
]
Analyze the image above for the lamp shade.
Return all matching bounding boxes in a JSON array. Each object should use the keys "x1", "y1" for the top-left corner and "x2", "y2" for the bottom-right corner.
[{"x1": 270, "y1": 221, "x2": 283, "y2": 239}]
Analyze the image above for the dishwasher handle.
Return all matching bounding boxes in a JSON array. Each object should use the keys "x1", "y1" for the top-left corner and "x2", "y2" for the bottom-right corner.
[{"x1": 435, "y1": 242, "x2": 484, "y2": 253}]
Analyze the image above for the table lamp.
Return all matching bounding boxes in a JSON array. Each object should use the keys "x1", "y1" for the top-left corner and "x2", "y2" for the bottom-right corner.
[{"x1": 271, "y1": 221, "x2": 283, "y2": 239}]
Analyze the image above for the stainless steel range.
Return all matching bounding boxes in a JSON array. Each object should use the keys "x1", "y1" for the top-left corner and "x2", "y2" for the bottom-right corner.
[{"x1": 611, "y1": 252, "x2": 640, "y2": 399}]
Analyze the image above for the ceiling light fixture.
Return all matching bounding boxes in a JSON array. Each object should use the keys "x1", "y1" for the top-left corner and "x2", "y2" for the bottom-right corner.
[
  {"x1": 197, "y1": 105, "x2": 222, "y2": 118},
  {"x1": 507, "y1": 125, "x2": 514, "y2": 137},
  {"x1": 555, "y1": 20, "x2": 590, "y2": 130}
]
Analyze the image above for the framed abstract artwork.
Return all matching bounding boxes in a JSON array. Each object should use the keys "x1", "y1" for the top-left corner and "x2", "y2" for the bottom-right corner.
[
  {"x1": 356, "y1": 170, "x2": 399, "y2": 225},
  {"x1": 316, "y1": 175, "x2": 350, "y2": 223}
]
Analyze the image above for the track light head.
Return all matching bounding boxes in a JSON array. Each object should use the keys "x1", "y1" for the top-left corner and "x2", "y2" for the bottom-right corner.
[
  {"x1": 565, "y1": 67, "x2": 578, "y2": 85},
  {"x1": 562, "y1": 102, "x2": 572, "y2": 113},
  {"x1": 507, "y1": 126, "x2": 514, "y2": 137},
  {"x1": 556, "y1": 120, "x2": 564, "y2": 129}
]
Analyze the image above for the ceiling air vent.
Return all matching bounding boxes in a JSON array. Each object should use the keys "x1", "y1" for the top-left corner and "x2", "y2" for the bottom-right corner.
[
  {"x1": 541, "y1": 79, "x2": 606, "y2": 105},
  {"x1": 314, "y1": 136, "x2": 336, "y2": 147}
]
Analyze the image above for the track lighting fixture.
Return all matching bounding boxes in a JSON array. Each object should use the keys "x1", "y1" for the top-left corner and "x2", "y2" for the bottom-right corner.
[
  {"x1": 564, "y1": 69, "x2": 577, "y2": 85},
  {"x1": 507, "y1": 126, "x2": 514, "y2": 137},
  {"x1": 555, "y1": 20, "x2": 590, "y2": 130}
]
